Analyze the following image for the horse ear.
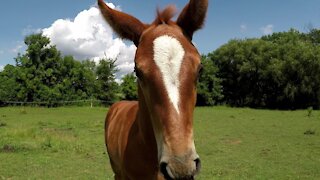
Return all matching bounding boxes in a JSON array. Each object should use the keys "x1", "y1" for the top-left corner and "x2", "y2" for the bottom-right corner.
[
  {"x1": 98, "y1": 0, "x2": 147, "y2": 46},
  {"x1": 176, "y1": 0, "x2": 208, "y2": 41}
]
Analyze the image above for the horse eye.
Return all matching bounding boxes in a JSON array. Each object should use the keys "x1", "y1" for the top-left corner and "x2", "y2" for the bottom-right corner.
[
  {"x1": 195, "y1": 64, "x2": 203, "y2": 83},
  {"x1": 197, "y1": 64, "x2": 203, "y2": 77},
  {"x1": 134, "y1": 66, "x2": 143, "y2": 79}
]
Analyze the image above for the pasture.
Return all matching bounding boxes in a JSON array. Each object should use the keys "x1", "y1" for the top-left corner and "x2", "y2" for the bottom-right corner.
[{"x1": 0, "y1": 106, "x2": 319, "y2": 179}]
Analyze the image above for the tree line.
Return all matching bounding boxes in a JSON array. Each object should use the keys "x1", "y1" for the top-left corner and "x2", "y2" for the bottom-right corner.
[
  {"x1": 198, "y1": 28, "x2": 320, "y2": 109},
  {"x1": 1, "y1": 29, "x2": 320, "y2": 109},
  {"x1": 0, "y1": 34, "x2": 133, "y2": 107}
]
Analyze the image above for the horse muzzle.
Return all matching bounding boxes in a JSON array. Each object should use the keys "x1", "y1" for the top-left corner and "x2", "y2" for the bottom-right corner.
[{"x1": 160, "y1": 156, "x2": 201, "y2": 180}]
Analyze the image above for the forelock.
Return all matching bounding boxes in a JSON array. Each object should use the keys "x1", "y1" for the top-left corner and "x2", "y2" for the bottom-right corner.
[{"x1": 154, "y1": 5, "x2": 177, "y2": 25}]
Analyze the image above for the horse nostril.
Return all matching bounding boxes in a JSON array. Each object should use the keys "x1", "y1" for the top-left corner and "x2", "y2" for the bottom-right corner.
[
  {"x1": 194, "y1": 158, "x2": 201, "y2": 174},
  {"x1": 160, "y1": 162, "x2": 173, "y2": 180}
]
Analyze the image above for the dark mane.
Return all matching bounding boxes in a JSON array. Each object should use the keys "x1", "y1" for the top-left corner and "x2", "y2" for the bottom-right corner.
[{"x1": 154, "y1": 5, "x2": 177, "y2": 25}]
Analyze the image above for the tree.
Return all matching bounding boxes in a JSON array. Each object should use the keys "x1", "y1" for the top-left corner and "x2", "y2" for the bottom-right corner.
[
  {"x1": 14, "y1": 33, "x2": 62, "y2": 104},
  {"x1": 58, "y1": 56, "x2": 97, "y2": 102},
  {"x1": 12, "y1": 33, "x2": 97, "y2": 106},
  {"x1": 120, "y1": 73, "x2": 138, "y2": 100},
  {"x1": 95, "y1": 58, "x2": 120, "y2": 104},
  {"x1": 211, "y1": 29, "x2": 320, "y2": 109},
  {"x1": 0, "y1": 65, "x2": 20, "y2": 104},
  {"x1": 306, "y1": 28, "x2": 320, "y2": 45},
  {"x1": 196, "y1": 55, "x2": 223, "y2": 106}
]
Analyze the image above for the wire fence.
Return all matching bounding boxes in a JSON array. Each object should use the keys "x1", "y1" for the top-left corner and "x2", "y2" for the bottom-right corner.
[{"x1": 1, "y1": 99, "x2": 113, "y2": 107}]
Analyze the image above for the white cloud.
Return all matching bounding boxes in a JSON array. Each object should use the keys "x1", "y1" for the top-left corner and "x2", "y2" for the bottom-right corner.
[
  {"x1": 260, "y1": 24, "x2": 274, "y2": 35},
  {"x1": 22, "y1": 25, "x2": 42, "y2": 36},
  {"x1": 42, "y1": 2, "x2": 135, "y2": 79},
  {"x1": 240, "y1": 24, "x2": 247, "y2": 33},
  {"x1": 10, "y1": 41, "x2": 25, "y2": 53},
  {"x1": 0, "y1": 65, "x2": 4, "y2": 72}
]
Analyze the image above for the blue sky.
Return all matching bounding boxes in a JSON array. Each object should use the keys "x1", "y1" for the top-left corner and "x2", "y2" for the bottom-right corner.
[{"x1": 0, "y1": 0, "x2": 319, "y2": 72}]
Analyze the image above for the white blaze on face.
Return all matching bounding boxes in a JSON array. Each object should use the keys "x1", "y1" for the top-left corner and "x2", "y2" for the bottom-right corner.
[{"x1": 153, "y1": 35, "x2": 185, "y2": 114}]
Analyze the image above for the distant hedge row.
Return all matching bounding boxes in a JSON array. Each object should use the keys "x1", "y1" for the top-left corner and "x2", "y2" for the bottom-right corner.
[
  {"x1": 0, "y1": 34, "x2": 128, "y2": 107},
  {"x1": 197, "y1": 29, "x2": 320, "y2": 109}
]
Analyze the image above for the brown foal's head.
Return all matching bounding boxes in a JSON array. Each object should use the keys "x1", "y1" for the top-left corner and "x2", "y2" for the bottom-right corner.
[{"x1": 98, "y1": 0, "x2": 208, "y2": 179}]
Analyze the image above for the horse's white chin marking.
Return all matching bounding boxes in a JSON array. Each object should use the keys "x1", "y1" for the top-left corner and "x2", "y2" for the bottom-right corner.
[{"x1": 153, "y1": 35, "x2": 185, "y2": 114}]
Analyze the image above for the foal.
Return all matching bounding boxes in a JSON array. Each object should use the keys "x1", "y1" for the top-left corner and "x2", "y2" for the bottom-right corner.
[{"x1": 98, "y1": 0, "x2": 208, "y2": 179}]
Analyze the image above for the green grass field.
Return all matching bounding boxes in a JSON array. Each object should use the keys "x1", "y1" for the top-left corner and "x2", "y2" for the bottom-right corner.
[{"x1": 0, "y1": 106, "x2": 319, "y2": 179}]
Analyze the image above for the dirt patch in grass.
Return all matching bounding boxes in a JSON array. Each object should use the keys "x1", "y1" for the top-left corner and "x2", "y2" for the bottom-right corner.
[
  {"x1": 260, "y1": 148, "x2": 271, "y2": 156},
  {"x1": 1, "y1": 144, "x2": 16, "y2": 153},
  {"x1": 0, "y1": 144, "x2": 30, "y2": 153},
  {"x1": 42, "y1": 127, "x2": 73, "y2": 132},
  {"x1": 304, "y1": 129, "x2": 316, "y2": 135},
  {"x1": 0, "y1": 121, "x2": 7, "y2": 127},
  {"x1": 222, "y1": 139, "x2": 242, "y2": 145}
]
